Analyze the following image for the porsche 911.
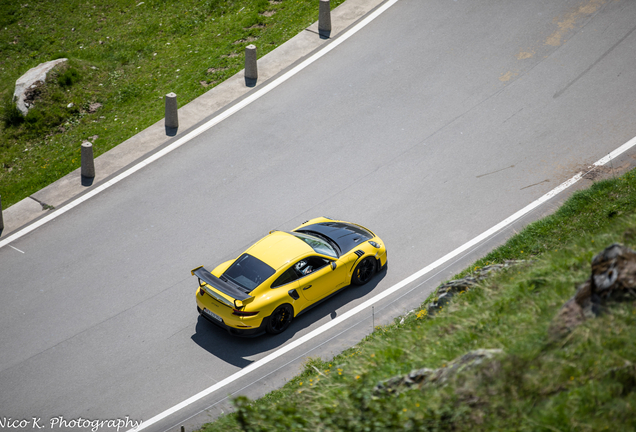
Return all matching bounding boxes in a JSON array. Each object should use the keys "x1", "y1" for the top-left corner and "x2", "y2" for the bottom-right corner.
[{"x1": 192, "y1": 217, "x2": 387, "y2": 336}]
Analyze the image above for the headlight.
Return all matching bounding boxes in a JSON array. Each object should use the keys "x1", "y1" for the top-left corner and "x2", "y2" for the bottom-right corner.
[{"x1": 369, "y1": 241, "x2": 381, "y2": 248}]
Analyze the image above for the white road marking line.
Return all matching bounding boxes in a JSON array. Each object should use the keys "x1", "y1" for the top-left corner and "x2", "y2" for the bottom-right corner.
[
  {"x1": 133, "y1": 135, "x2": 636, "y2": 432},
  {"x1": 0, "y1": 0, "x2": 631, "y2": 427},
  {"x1": 0, "y1": 1, "x2": 395, "y2": 251},
  {"x1": 9, "y1": 245, "x2": 25, "y2": 254}
]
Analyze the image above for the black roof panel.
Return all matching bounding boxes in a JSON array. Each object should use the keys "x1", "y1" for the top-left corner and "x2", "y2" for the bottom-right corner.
[{"x1": 295, "y1": 222, "x2": 373, "y2": 254}]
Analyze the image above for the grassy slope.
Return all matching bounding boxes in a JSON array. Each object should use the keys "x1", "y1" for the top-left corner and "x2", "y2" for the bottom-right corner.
[
  {"x1": 0, "y1": 0, "x2": 345, "y2": 208},
  {"x1": 201, "y1": 170, "x2": 636, "y2": 431}
]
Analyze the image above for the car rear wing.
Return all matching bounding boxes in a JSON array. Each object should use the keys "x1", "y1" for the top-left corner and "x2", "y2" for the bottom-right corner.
[{"x1": 191, "y1": 266, "x2": 253, "y2": 307}]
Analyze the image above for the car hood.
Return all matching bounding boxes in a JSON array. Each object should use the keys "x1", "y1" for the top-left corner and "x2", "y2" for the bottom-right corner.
[{"x1": 295, "y1": 222, "x2": 373, "y2": 255}]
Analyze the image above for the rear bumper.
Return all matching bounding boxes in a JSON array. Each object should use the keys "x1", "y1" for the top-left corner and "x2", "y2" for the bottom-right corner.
[{"x1": 197, "y1": 306, "x2": 269, "y2": 337}]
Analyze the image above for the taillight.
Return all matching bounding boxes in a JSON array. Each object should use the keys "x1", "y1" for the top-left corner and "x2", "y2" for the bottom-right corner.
[{"x1": 232, "y1": 309, "x2": 259, "y2": 317}]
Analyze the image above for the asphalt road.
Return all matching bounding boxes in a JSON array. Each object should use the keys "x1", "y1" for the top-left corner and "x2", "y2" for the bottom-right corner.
[{"x1": 2, "y1": 0, "x2": 636, "y2": 431}]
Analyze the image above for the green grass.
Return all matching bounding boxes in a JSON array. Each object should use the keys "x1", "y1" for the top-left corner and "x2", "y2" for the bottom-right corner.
[
  {"x1": 0, "y1": 0, "x2": 345, "y2": 208},
  {"x1": 200, "y1": 170, "x2": 636, "y2": 431}
]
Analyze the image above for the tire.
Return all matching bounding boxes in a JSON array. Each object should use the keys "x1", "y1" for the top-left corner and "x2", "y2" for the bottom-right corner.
[
  {"x1": 351, "y1": 257, "x2": 376, "y2": 286},
  {"x1": 266, "y1": 304, "x2": 294, "y2": 334}
]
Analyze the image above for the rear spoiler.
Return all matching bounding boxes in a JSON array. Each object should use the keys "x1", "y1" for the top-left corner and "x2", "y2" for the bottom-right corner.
[{"x1": 191, "y1": 266, "x2": 252, "y2": 307}]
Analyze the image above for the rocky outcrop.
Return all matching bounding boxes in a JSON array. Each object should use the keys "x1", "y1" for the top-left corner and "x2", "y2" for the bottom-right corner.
[
  {"x1": 427, "y1": 261, "x2": 525, "y2": 315},
  {"x1": 374, "y1": 349, "x2": 504, "y2": 395},
  {"x1": 550, "y1": 243, "x2": 636, "y2": 338},
  {"x1": 13, "y1": 59, "x2": 67, "y2": 115},
  {"x1": 377, "y1": 244, "x2": 636, "y2": 399}
]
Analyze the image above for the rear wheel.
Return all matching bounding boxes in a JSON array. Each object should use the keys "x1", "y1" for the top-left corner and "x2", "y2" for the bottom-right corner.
[
  {"x1": 351, "y1": 257, "x2": 376, "y2": 286},
  {"x1": 266, "y1": 304, "x2": 294, "y2": 334}
]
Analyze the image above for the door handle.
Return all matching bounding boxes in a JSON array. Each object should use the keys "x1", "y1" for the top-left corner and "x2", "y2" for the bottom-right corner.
[{"x1": 302, "y1": 285, "x2": 312, "y2": 290}]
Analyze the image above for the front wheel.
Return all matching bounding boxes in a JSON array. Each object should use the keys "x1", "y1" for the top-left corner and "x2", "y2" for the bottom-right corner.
[
  {"x1": 266, "y1": 304, "x2": 294, "y2": 334},
  {"x1": 351, "y1": 257, "x2": 376, "y2": 286}
]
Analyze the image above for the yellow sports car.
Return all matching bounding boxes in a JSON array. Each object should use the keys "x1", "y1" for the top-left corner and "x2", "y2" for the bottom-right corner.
[{"x1": 192, "y1": 217, "x2": 387, "y2": 336}]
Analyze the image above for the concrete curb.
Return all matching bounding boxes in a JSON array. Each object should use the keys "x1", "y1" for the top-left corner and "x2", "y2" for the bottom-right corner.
[{"x1": 1, "y1": 0, "x2": 386, "y2": 238}]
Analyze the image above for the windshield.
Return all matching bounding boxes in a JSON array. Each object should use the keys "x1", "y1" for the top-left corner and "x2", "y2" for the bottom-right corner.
[
  {"x1": 223, "y1": 253, "x2": 275, "y2": 291},
  {"x1": 290, "y1": 232, "x2": 339, "y2": 258}
]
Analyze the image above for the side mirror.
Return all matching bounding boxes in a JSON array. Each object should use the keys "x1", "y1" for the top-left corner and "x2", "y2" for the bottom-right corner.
[{"x1": 331, "y1": 261, "x2": 337, "y2": 270}]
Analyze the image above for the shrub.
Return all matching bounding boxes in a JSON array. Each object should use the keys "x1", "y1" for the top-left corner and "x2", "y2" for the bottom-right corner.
[
  {"x1": 24, "y1": 108, "x2": 43, "y2": 125},
  {"x1": 57, "y1": 68, "x2": 81, "y2": 87},
  {"x1": 1, "y1": 96, "x2": 25, "y2": 128}
]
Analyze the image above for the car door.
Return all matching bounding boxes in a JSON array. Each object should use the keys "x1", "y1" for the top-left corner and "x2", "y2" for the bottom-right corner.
[
  {"x1": 269, "y1": 266, "x2": 305, "y2": 307},
  {"x1": 297, "y1": 256, "x2": 348, "y2": 302}
]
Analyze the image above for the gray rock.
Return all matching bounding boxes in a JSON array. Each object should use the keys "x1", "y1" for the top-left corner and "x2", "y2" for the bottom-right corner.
[
  {"x1": 374, "y1": 349, "x2": 504, "y2": 395},
  {"x1": 88, "y1": 103, "x2": 103, "y2": 113},
  {"x1": 427, "y1": 260, "x2": 526, "y2": 316},
  {"x1": 436, "y1": 292, "x2": 454, "y2": 308},
  {"x1": 13, "y1": 58, "x2": 68, "y2": 115},
  {"x1": 550, "y1": 243, "x2": 636, "y2": 338},
  {"x1": 590, "y1": 243, "x2": 636, "y2": 300}
]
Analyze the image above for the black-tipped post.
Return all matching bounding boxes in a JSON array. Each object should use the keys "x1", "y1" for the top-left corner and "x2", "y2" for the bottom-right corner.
[
  {"x1": 0, "y1": 195, "x2": 4, "y2": 235},
  {"x1": 245, "y1": 44, "x2": 258, "y2": 86},
  {"x1": 319, "y1": 0, "x2": 332, "y2": 38},
  {"x1": 165, "y1": 92, "x2": 178, "y2": 130},
  {"x1": 81, "y1": 141, "x2": 95, "y2": 181}
]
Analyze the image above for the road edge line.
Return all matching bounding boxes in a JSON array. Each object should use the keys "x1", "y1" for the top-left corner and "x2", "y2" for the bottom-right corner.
[
  {"x1": 127, "y1": 141, "x2": 636, "y2": 431},
  {"x1": 0, "y1": 0, "x2": 401, "y2": 252}
]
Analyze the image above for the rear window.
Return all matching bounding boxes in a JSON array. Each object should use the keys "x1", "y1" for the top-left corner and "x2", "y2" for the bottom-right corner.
[{"x1": 223, "y1": 254, "x2": 275, "y2": 291}]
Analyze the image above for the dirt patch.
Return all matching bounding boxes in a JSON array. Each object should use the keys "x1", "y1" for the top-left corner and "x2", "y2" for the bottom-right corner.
[
  {"x1": 87, "y1": 102, "x2": 102, "y2": 113},
  {"x1": 582, "y1": 165, "x2": 612, "y2": 181},
  {"x1": 22, "y1": 81, "x2": 44, "y2": 109},
  {"x1": 233, "y1": 36, "x2": 259, "y2": 45},
  {"x1": 579, "y1": 161, "x2": 633, "y2": 182},
  {"x1": 206, "y1": 67, "x2": 228, "y2": 74}
]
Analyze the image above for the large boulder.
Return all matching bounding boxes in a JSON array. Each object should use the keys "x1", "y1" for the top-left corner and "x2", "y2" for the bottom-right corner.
[{"x1": 13, "y1": 58, "x2": 68, "y2": 115}]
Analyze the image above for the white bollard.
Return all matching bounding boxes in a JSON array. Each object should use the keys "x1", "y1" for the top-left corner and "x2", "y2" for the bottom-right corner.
[
  {"x1": 245, "y1": 44, "x2": 258, "y2": 81},
  {"x1": 165, "y1": 92, "x2": 178, "y2": 129},
  {"x1": 81, "y1": 141, "x2": 95, "y2": 179},
  {"x1": 319, "y1": 0, "x2": 331, "y2": 36}
]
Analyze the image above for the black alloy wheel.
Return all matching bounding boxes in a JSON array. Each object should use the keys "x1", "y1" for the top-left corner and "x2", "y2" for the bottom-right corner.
[
  {"x1": 351, "y1": 257, "x2": 376, "y2": 286},
  {"x1": 266, "y1": 304, "x2": 294, "y2": 334}
]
